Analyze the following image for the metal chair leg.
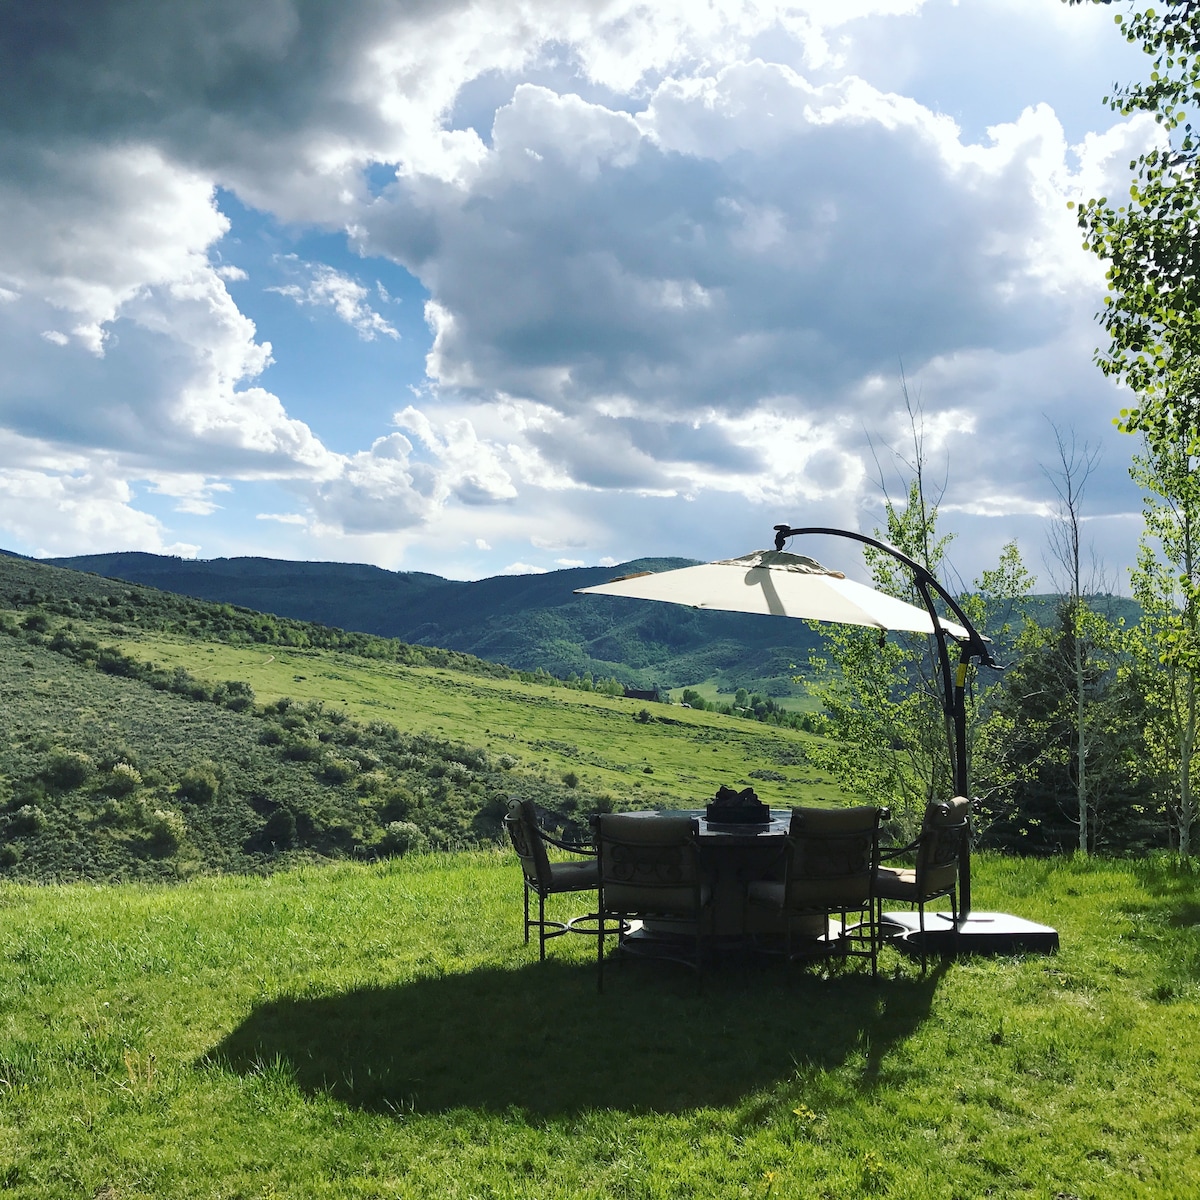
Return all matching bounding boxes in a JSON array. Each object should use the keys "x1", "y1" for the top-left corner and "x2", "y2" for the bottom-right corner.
[{"x1": 597, "y1": 907, "x2": 605, "y2": 993}]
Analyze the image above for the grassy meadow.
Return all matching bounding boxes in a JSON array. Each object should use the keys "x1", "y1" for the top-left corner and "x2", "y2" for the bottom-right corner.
[
  {"x1": 106, "y1": 630, "x2": 848, "y2": 811},
  {"x1": 0, "y1": 851, "x2": 1196, "y2": 1199}
]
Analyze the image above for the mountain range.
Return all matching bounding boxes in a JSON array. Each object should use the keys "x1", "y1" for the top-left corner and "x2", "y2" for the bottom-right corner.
[{"x1": 38, "y1": 550, "x2": 826, "y2": 695}]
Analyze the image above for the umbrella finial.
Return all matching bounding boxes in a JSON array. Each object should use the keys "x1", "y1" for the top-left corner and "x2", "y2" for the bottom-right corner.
[{"x1": 773, "y1": 524, "x2": 790, "y2": 551}]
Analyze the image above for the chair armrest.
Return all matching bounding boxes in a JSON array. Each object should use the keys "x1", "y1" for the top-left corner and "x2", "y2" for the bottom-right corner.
[
  {"x1": 878, "y1": 838, "x2": 919, "y2": 864},
  {"x1": 540, "y1": 831, "x2": 597, "y2": 857}
]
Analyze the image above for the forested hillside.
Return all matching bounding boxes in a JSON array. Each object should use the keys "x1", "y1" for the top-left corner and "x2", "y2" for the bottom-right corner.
[{"x1": 40, "y1": 549, "x2": 826, "y2": 696}]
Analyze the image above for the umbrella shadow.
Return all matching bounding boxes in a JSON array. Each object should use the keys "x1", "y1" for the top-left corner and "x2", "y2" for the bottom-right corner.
[{"x1": 204, "y1": 957, "x2": 945, "y2": 1117}]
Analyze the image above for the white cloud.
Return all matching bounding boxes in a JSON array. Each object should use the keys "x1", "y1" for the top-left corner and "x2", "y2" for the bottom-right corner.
[
  {"x1": 500, "y1": 561, "x2": 548, "y2": 575},
  {"x1": 270, "y1": 262, "x2": 400, "y2": 341},
  {"x1": 257, "y1": 512, "x2": 308, "y2": 525},
  {"x1": 0, "y1": 464, "x2": 197, "y2": 559}
]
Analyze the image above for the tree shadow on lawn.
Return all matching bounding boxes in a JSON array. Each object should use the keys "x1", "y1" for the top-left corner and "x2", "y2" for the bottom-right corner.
[{"x1": 205, "y1": 955, "x2": 945, "y2": 1118}]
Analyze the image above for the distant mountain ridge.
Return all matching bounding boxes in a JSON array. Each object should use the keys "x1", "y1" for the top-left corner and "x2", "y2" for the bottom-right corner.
[
  {"x1": 22, "y1": 549, "x2": 1142, "y2": 695},
  {"x1": 38, "y1": 550, "x2": 825, "y2": 694}
]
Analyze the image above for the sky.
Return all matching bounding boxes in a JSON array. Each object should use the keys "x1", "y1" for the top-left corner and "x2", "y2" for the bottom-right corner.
[{"x1": 0, "y1": 0, "x2": 1164, "y2": 590}]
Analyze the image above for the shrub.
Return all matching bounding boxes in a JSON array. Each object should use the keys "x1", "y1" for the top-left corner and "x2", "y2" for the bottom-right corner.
[
  {"x1": 356, "y1": 770, "x2": 387, "y2": 796},
  {"x1": 378, "y1": 821, "x2": 429, "y2": 857},
  {"x1": 380, "y1": 788, "x2": 415, "y2": 821},
  {"x1": 106, "y1": 762, "x2": 143, "y2": 797},
  {"x1": 497, "y1": 754, "x2": 519, "y2": 771},
  {"x1": 42, "y1": 749, "x2": 95, "y2": 790},
  {"x1": 562, "y1": 770, "x2": 579, "y2": 789},
  {"x1": 261, "y1": 808, "x2": 297, "y2": 849},
  {"x1": 282, "y1": 739, "x2": 322, "y2": 763},
  {"x1": 97, "y1": 647, "x2": 136, "y2": 676},
  {"x1": 96, "y1": 799, "x2": 125, "y2": 825},
  {"x1": 8, "y1": 805, "x2": 46, "y2": 836},
  {"x1": 635, "y1": 709, "x2": 653, "y2": 724},
  {"x1": 322, "y1": 755, "x2": 357, "y2": 784},
  {"x1": 220, "y1": 680, "x2": 255, "y2": 712},
  {"x1": 0, "y1": 843, "x2": 22, "y2": 867},
  {"x1": 177, "y1": 765, "x2": 220, "y2": 805},
  {"x1": 144, "y1": 808, "x2": 186, "y2": 856}
]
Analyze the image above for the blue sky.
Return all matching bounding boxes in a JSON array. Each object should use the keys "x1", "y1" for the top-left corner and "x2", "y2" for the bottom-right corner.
[{"x1": 0, "y1": 0, "x2": 1163, "y2": 588}]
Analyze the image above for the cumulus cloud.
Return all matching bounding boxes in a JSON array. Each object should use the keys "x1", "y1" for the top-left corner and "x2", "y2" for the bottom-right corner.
[
  {"x1": 0, "y1": 0, "x2": 1156, "y2": 578},
  {"x1": 501, "y1": 561, "x2": 549, "y2": 575},
  {"x1": 367, "y1": 74, "x2": 1096, "y2": 418},
  {"x1": 270, "y1": 261, "x2": 399, "y2": 341},
  {"x1": 355, "y1": 66, "x2": 1151, "y2": 532},
  {"x1": 0, "y1": 461, "x2": 198, "y2": 558}
]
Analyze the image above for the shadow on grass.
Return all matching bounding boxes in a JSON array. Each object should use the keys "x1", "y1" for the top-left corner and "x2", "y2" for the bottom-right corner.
[{"x1": 205, "y1": 955, "x2": 944, "y2": 1117}]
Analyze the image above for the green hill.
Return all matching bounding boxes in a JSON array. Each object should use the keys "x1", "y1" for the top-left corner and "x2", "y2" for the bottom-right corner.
[
  {"x1": 39, "y1": 549, "x2": 825, "y2": 695},
  {"x1": 0, "y1": 554, "x2": 838, "y2": 883}
]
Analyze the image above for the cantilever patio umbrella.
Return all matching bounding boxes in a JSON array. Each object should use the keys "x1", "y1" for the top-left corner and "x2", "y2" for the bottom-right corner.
[
  {"x1": 576, "y1": 526, "x2": 1061, "y2": 953},
  {"x1": 576, "y1": 525, "x2": 995, "y2": 918}
]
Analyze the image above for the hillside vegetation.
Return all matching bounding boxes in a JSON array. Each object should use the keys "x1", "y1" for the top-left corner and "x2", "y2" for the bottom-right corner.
[
  {"x1": 41, "y1": 548, "x2": 832, "y2": 696},
  {"x1": 0, "y1": 555, "x2": 841, "y2": 883}
]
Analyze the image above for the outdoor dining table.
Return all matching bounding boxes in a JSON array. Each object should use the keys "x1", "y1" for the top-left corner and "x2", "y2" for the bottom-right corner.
[{"x1": 622, "y1": 808, "x2": 827, "y2": 944}]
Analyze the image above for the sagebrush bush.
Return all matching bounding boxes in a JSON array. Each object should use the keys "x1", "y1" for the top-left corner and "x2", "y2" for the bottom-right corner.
[
  {"x1": 42, "y1": 749, "x2": 95, "y2": 790},
  {"x1": 282, "y1": 740, "x2": 322, "y2": 763},
  {"x1": 8, "y1": 805, "x2": 46, "y2": 836},
  {"x1": 378, "y1": 820, "x2": 428, "y2": 856},
  {"x1": 106, "y1": 762, "x2": 143, "y2": 797},
  {"x1": 143, "y1": 806, "x2": 187, "y2": 855},
  {"x1": 321, "y1": 756, "x2": 357, "y2": 784},
  {"x1": 177, "y1": 765, "x2": 220, "y2": 805}
]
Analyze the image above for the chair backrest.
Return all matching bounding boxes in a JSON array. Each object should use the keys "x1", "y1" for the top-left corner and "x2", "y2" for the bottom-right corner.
[
  {"x1": 783, "y1": 806, "x2": 882, "y2": 909},
  {"x1": 914, "y1": 797, "x2": 970, "y2": 898},
  {"x1": 595, "y1": 813, "x2": 705, "y2": 915},
  {"x1": 504, "y1": 798, "x2": 551, "y2": 890}
]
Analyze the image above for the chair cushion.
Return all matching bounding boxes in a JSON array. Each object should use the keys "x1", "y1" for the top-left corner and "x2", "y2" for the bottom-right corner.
[
  {"x1": 599, "y1": 813, "x2": 698, "y2": 843},
  {"x1": 545, "y1": 859, "x2": 600, "y2": 893},
  {"x1": 788, "y1": 805, "x2": 881, "y2": 836},
  {"x1": 874, "y1": 866, "x2": 917, "y2": 901}
]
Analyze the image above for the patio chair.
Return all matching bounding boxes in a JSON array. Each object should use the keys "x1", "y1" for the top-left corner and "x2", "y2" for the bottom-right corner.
[
  {"x1": 745, "y1": 805, "x2": 884, "y2": 976},
  {"x1": 504, "y1": 797, "x2": 599, "y2": 961},
  {"x1": 875, "y1": 797, "x2": 971, "y2": 974},
  {"x1": 594, "y1": 812, "x2": 714, "y2": 992}
]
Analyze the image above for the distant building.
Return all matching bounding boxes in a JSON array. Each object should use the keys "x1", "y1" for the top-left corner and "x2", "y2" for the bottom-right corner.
[{"x1": 623, "y1": 686, "x2": 660, "y2": 703}]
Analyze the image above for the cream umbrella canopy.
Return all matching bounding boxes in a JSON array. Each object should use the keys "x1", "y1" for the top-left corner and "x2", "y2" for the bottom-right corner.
[{"x1": 576, "y1": 548, "x2": 972, "y2": 640}]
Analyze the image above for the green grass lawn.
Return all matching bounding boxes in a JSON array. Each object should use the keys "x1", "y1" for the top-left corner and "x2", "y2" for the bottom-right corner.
[{"x1": 0, "y1": 852, "x2": 1196, "y2": 1198}]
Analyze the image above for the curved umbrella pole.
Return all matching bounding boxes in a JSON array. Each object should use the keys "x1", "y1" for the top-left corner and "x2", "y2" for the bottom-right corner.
[{"x1": 772, "y1": 525, "x2": 1000, "y2": 917}]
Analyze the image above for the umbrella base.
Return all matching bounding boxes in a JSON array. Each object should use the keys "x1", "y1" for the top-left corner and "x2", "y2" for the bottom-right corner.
[{"x1": 880, "y1": 910, "x2": 1059, "y2": 956}]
